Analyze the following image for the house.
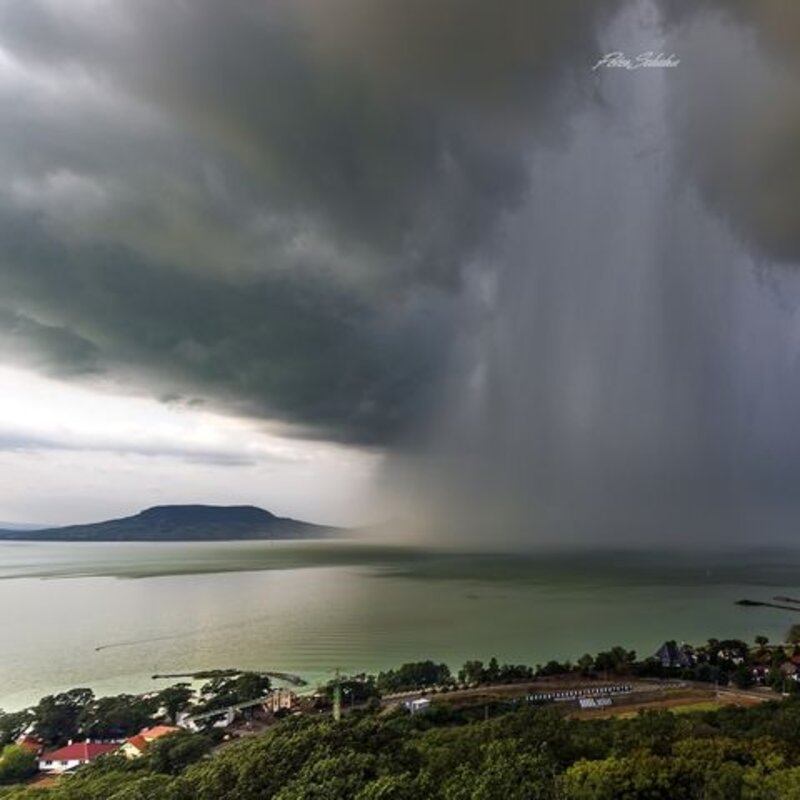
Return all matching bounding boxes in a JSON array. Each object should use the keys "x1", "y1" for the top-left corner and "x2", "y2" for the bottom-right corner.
[
  {"x1": 121, "y1": 734, "x2": 149, "y2": 759},
  {"x1": 263, "y1": 688, "x2": 296, "y2": 714},
  {"x1": 120, "y1": 725, "x2": 179, "y2": 759},
  {"x1": 717, "y1": 649, "x2": 744, "y2": 665},
  {"x1": 751, "y1": 665, "x2": 768, "y2": 684},
  {"x1": 654, "y1": 642, "x2": 692, "y2": 669},
  {"x1": 404, "y1": 697, "x2": 431, "y2": 714},
  {"x1": 15, "y1": 735, "x2": 44, "y2": 756},
  {"x1": 38, "y1": 740, "x2": 119, "y2": 773},
  {"x1": 177, "y1": 707, "x2": 236, "y2": 732}
]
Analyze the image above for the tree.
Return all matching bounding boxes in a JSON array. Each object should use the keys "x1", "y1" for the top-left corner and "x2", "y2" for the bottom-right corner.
[
  {"x1": 272, "y1": 751, "x2": 380, "y2": 800},
  {"x1": 0, "y1": 745, "x2": 37, "y2": 785},
  {"x1": 458, "y1": 661, "x2": 485, "y2": 685},
  {"x1": 772, "y1": 649, "x2": 788, "y2": 669},
  {"x1": 497, "y1": 663, "x2": 533, "y2": 683},
  {"x1": 756, "y1": 635, "x2": 770, "y2": 648},
  {"x1": 538, "y1": 661, "x2": 569, "y2": 677},
  {"x1": 147, "y1": 731, "x2": 213, "y2": 775},
  {"x1": 758, "y1": 766, "x2": 800, "y2": 800},
  {"x1": 612, "y1": 710, "x2": 677, "y2": 757},
  {"x1": 0, "y1": 711, "x2": 34, "y2": 748},
  {"x1": 376, "y1": 662, "x2": 451, "y2": 693},
  {"x1": 105, "y1": 774, "x2": 174, "y2": 800},
  {"x1": 718, "y1": 640, "x2": 750, "y2": 659},
  {"x1": 561, "y1": 753, "x2": 678, "y2": 800},
  {"x1": 196, "y1": 672, "x2": 271, "y2": 712},
  {"x1": 324, "y1": 677, "x2": 379, "y2": 705},
  {"x1": 156, "y1": 685, "x2": 194, "y2": 724},
  {"x1": 767, "y1": 667, "x2": 786, "y2": 692},
  {"x1": 732, "y1": 664, "x2": 754, "y2": 690},
  {"x1": 469, "y1": 741, "x2": 556, "y2": 800},
  {"x1": 577, "y1": 654, "x2": 594, "y2": 675},
  {"x1": 80, "y1": 694, "x2": 156, "y2": 739},
  {"x1": 33, "y1": 688, "x2": 94, "y2": 745},
  {"x1": 593, "y1": 646, "x2": 636, "y2": 676},
  {"x1": 356, "y1": 774, "x2": 418, "y2": 799}
]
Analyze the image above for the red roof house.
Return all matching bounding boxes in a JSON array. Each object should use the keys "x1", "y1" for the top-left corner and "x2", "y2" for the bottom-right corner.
[
  {"x1": 120, "y1": 725, "x2": 179, "y2": 759},
  {"x1": 39, "y1": 741, "x2": 119, "y2": 773},
  {"x1": 139, "y1": 725, "x2": 179, "y2": 740}
]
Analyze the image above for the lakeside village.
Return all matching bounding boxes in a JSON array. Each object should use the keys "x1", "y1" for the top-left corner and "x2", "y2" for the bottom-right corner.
[{"x1": 3, "y1": 630, "x2": 800, "y2": 788}]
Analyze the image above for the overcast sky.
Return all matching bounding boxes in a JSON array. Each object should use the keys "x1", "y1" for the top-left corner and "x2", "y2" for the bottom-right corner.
[
  {"x1": 1, "y1": 1, "x2": 799, "y2": 539},
  {"x1": 0, "y1": 0, "x2": 616, "y2": 526}
]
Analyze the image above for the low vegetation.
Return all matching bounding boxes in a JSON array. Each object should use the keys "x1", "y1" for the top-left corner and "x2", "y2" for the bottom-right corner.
[{"x1": 3, "y1": 699, "x2": 800, "y2": 798}]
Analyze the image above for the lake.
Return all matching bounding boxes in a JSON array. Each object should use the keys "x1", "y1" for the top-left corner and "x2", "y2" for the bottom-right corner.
[{"x1": 1, "y1": 540, "x2": 799, "y2": 711}]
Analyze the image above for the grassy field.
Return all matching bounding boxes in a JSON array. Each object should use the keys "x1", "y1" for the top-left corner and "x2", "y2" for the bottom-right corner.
[
  {"x1": 613, "y1": 700, "x2": 722, "y2": 719},
  {"x1": 669, "y1": 700, "x2": 724, "y2": 714}
]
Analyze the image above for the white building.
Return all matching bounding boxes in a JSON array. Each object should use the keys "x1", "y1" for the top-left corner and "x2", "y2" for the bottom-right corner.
[
  {"x1": 404, "y1": 697, "x2": 431, "y2": 714},
  {"x1": 39, "y1": 740, "x2": 120, "y2": 773}
]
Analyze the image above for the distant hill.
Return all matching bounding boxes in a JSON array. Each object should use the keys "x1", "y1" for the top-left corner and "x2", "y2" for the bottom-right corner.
[
  {"x1": 0, "y1": 520, "x2": 42, "y2": 531},
  {"x1": 0, "y1": 505, "x2": 338, "y2": 542}
]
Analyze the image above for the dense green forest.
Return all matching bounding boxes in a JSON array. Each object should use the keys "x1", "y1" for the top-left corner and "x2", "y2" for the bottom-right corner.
[{"x1": 4, "y1": 697, "x2": 800, "y2": 798}]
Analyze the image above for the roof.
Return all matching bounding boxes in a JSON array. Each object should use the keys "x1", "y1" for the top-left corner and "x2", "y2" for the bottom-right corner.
[
  {"x1": 655, "y1": 642, "x2": 691, "y2": 668},
  {"x1": 139, "y1": 725, "x2": 178, "y2": 741},
  {"x1": 41, "y1": 742, "x2": 119, "y2": 762},
  {"x1": 124, "y1": 725, "x2": 178, "y2": 754},
  {"x1": 125, "y1": 735, "x2": 148, "y2": 753}
]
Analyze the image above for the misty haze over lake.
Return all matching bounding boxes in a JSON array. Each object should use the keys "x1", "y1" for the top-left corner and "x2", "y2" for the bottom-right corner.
[{"x1": 2, "y1": 540, "x2": 799, "y2": 711}]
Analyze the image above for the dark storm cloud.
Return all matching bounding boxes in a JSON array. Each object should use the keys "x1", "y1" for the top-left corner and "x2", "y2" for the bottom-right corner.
[
  {"x1": 0, "y1": 307, "x2": 100, "y2": 376},
  {"x1": 375, "y1": 0, "x2": 800, "y2": 546},
  {"x1": 0, "y1": 201, "x2": 450, "y2": 444},
  {"x1": 0, "y1": 0, "x2": 623, "y2": 444},
  {"x1": 0, "y1": 0, "x2": 621, "y2": 286},
  {"x1": 660, "y1": 0, "x2": 800, "y2": 266}
]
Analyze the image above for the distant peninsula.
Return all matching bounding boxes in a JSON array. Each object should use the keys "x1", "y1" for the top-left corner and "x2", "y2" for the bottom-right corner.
[{"x1": 0, "y1": 505, "x2": 338, "y2": 542}]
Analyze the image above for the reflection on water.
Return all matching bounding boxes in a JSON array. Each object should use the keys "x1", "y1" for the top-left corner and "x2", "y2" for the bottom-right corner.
[{"x1": 1, "y1": 540, "x2": 799, "y2": 710}]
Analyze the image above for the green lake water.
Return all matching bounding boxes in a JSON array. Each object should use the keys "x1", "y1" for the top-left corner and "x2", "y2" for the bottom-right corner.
[{"x1": 1, "y1": 540, "x2": 799, "y2": 711}]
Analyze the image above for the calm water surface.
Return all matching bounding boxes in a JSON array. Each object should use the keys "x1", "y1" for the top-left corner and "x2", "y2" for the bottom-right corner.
[{"x1": 1, "y1": 540, "x2": 799, "y2": 710}]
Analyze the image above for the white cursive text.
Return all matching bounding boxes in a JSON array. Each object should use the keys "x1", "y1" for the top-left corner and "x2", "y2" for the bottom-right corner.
[{"x1": 592, "y1": 51, "x2": 680, "y2": 71}]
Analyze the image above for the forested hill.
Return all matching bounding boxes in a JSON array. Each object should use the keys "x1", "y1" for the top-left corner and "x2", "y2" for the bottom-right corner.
[{"x1": 0, "y1": 505, "x2": 338, "y2": 542}]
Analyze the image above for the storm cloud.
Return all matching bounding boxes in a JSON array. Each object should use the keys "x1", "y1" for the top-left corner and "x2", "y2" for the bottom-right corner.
[
  {"x1": 663, "y1": 0, "x2": 800, "y2": 266},
  {"x1": 0, "y1": 0, "x2": 625, "y2": 445},
  {"x1": 2, "y1": 0, "x2": 800, "y2": 543},
  {"x1": 378, "y1": 0, "x2": 800, "y2": 545}
]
